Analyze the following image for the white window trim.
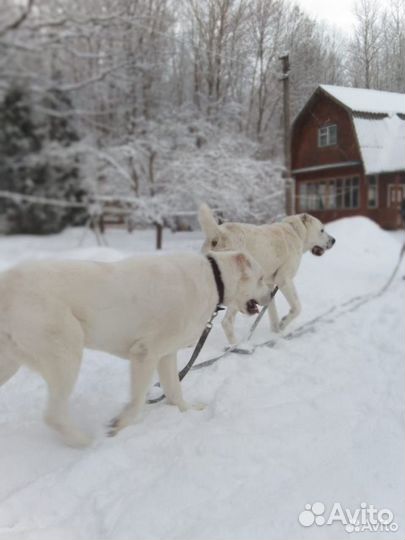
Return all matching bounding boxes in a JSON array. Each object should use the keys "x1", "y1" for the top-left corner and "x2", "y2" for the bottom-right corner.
[{"x1": 387, "y1": 184, "x2": 405, "y2": 207}]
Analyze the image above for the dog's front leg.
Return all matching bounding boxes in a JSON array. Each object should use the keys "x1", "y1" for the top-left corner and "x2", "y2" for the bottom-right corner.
[
  {"x1": 267, "y1": 294, "x2": 280, "y2": 332},
  {"x1": 158, "y1": 353, "x2": 205, "y2": 412},
  {"x1": 108, "y1": 349, "x2": 158, "y2": 436},
  {"x1": 221, "y1": 306, "x2": 238, "y2": 345},
  {"x1": 279, "y1": 280, "x2": 301, "y2": 331}
]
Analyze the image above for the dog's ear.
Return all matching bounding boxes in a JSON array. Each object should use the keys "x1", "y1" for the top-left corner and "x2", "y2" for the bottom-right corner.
[
  {"x1": 198, "y1": 203, "x2": 220, "y2": 239},
  {"x1": 234, "y1": 252, "x2": 252, "y2": 278}
]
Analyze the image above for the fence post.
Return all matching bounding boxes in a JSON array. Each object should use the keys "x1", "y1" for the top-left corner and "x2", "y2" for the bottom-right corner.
[{"x1": 155, "y1": 223, "x2": 163, "y2": 250}]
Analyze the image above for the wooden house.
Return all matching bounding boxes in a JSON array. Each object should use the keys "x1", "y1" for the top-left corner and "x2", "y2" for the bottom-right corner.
[{"x1": 291, "y1": 85, "x2": 405, "y2": 229}]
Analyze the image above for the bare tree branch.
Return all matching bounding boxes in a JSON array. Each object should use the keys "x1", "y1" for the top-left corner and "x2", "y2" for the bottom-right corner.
[{"x1": 0, "y1": 0, "x2": 35, "y2": 37}]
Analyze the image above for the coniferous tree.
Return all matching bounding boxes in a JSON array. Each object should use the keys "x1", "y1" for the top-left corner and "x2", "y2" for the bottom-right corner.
[{"x1": 0, "y1": 84, "x2": 87, "y2": 234}]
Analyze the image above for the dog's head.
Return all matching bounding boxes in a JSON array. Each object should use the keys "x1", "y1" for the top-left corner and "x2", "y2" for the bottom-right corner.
[
  {"x1": 216, "y1": 251, "x2": 272, "y2": 315},
  {"x1": 299, "y1": 213, "x2": 336, "y2": 256}
]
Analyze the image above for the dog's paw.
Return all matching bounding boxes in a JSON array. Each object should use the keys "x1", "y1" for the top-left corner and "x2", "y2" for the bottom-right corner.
[
  {"x1": 279, "y1": 317, "x2": 290, "y2": 331},
  {"x1": 63, "y1": 430, "x2": 93, "y2": 448},
  {"x1": 192, "y1": 401, "x2": 206, "y2": 411},
  {"x1": 176, "y1": 400, "x2": 206, "y2": 412},
  {"x1": 106, "y1": 416, "x2": 121, "y2": 437}
]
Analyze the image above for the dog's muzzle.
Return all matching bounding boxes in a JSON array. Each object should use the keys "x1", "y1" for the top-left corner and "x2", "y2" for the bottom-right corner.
[
  {"x1": 312, "y1": 236, "x2": 335, "y2": 256},
  {"x1": 246, "y1": 299, "x2": 259, "y2": 315},
  {"x1": 311, "y1": 246, "x2": 325, "y2": 256}
]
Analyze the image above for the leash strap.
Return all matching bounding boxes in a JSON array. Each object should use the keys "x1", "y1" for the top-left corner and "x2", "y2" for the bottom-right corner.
[{"x1": 146, "y1": 305, "x2": 222, "y2": 404}]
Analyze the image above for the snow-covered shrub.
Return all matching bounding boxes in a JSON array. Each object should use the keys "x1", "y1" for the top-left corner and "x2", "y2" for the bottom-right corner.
[
  {"x1": 92, "y1": 110, "x2": 285, "y2": 228},
  {"x1": 158, "y1": 115, "x2": 285, "y2": 223}
]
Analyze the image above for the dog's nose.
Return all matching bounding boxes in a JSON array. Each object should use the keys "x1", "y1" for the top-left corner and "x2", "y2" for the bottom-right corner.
[{"x1": 331, "y1": 237, "x2": 336, "y2": 245}]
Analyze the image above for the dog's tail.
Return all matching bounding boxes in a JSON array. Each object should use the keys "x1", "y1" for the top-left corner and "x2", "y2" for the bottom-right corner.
[{"x1": 198, "y1": 203, "x2": 220, "y2": 239}]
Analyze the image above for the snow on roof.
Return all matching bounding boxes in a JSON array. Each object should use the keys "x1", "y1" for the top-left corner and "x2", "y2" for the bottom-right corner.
[
  {"x1": 353, "y1": 114, "x2": 405, "y2": 174},
  {"x1": 319, "y1": 85, "x2": 405, "y2": 174},
  {"x1": 320, "y1": 84, "x2": 405, "y2": 115}
]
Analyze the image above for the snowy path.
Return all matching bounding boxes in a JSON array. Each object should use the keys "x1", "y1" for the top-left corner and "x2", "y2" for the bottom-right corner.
[{"x1": 0, "y1": 218, "x2": 404, "y2": 540}]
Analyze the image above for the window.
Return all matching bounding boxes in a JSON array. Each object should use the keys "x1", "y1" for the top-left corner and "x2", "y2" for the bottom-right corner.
[
  {"x1": 367, "y1": 175, "x2": 378, "y2": 208},
  {"x1": 352, "y1": 177, "x2": 359, "y2": 207},
  {"x1": 298, "y1": 177, "x2": 359, "y2": 212},
  {"x1": 318, "y1": 124, "x2": 337, "y2": 147},
  {"x1": 307, "y1": 183, "x2": 317, "y2": 210},
  {"x1": 300, "y1": 183, "x2": 308, "y2": 210},
  {"x1": 341, "y1": 177, "x2": 359, "y2": 209},
  {"x1": 344, "y1": 179, "x2": 352, "y2": 208},
  {"x1": 336, "y1": 178, "x2": 343, "y2": 208},
  {"x1": 326, "y1": 180, "x2": 336, "y2": 209},
  {"x1": 299, "y1": 180, "x2": 334, "y2": 211},
  {"x1": 317, "y1": 182, "x2": 325, "y2": 209}
]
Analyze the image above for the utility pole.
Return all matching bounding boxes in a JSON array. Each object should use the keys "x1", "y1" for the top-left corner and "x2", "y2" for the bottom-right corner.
[{"x1": 279, "y1": 53, "x2": 294, "y2": 215}]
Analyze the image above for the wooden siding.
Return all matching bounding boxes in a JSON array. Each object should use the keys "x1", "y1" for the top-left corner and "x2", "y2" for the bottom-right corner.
[{"x1": 292, "y1": 91, "x2": 361, "y2": 172}]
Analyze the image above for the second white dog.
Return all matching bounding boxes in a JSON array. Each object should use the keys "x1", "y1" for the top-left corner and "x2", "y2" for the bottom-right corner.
[{"x1": 199, "y1": 204, "x2": 336, "y2": 344}]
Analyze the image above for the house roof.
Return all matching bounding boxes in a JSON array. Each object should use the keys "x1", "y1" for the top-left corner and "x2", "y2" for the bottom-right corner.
[
  {"x1": 319, "y1": 85, "x2": 405, "y2": 174},
  {"x1": 319, "y1": 84, "x2": 405, "y2": 115}
]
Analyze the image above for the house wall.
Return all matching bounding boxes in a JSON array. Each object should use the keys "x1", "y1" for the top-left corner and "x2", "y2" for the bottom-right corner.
[{"x1": 291, "y1": 92, "x2": 362, "y2": 171}]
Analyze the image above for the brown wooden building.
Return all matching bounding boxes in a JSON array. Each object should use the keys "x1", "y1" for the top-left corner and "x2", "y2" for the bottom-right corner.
[{"x1": 291, "y1": 85, "x2": 405, "y2": 229}]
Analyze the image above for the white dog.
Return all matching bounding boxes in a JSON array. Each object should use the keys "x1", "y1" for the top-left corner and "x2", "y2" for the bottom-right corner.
[
  {"x1": 199, "y1": 204, "x2": 336, "y2": 344},
  {"x1": 0, "y1": 251, "x2": 270, "y2": 446}
]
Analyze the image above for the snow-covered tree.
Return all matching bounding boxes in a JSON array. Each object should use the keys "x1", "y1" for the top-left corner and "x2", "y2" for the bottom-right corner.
[{"x1": 0, "y1": 85, "x2": 87, "y2": 234}]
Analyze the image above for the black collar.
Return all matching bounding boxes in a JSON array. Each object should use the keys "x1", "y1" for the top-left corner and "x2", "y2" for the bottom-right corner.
[{"x1": 206, "y1": 255, "x2": 224, "y2": 306}]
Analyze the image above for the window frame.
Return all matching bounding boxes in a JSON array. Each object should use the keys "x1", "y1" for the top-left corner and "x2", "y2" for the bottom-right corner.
[
  {"x1": 298, "y1": 175, "x2": 360, "y2": 212},
  {"x1": 318, "y1": 124, "x2": 338, "y2": 147},
  {"x1": 367, "y1": 175, "x2": 378, "y2": 209}
]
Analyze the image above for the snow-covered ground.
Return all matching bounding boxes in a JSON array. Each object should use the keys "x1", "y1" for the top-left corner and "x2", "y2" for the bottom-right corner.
[{"x1": 0, "y1": 218, "x2": 404, "y2": 540}]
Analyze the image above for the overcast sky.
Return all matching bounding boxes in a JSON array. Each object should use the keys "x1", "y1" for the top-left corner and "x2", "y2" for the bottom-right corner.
[
  {"x1": 296, "y1": 0, "x2": 357, "y2": 33},
  {"x1": 296, "y1": 0, "x2": 393, "y2": 35}
]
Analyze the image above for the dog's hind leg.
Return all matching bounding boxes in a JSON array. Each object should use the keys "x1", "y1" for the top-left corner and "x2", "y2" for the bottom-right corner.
[
  {"x1": 17, "y1": 308, "x2": 91, "y2": 447},
  {"x1": 43, "y1": 353, "x2": 91, "y2": 448},
  {"x1": 279, "y1": 280, "x2": 301, "y2": 331},
  {"x1": 222, "y1": 306, "x2": 238, "y2": 345},
  {"x1": 108, "y1": 345, "x2": 159, "y2": 436}
]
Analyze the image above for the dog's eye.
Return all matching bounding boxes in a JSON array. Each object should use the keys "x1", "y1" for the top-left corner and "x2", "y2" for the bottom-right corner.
[
  {"x1": 321, "y1": 229, "x2": 324, "y2": 233},
  {"x1": 211, "y1": 240, "x2": 218, "y2": 247}
]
